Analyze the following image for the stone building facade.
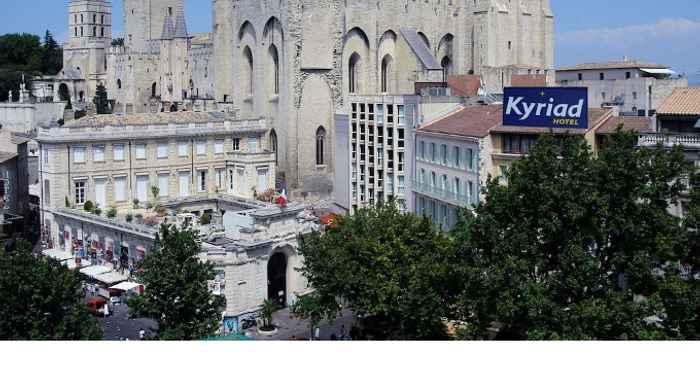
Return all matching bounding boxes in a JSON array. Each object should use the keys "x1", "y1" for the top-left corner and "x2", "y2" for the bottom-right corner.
[
  {"x1": 49, "y1": 0, "x2": 554, "y2": 198},
  {"x1": 36, "y1": 111, "x2": 276, "y2": 249},
  {"x1": 212, "y1": 0, "x2": 555, "y2": 196}
]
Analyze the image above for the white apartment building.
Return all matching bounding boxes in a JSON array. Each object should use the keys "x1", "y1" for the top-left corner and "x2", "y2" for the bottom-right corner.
[
  {"x1": 334, "y1": 95, "x2": 420, "y2": 213},
  {"x1": 557, "y1": 60, "x2": 688, "y2": 116},
  {"x1": 36, "y1": 111, "x2": 275, "y2": 257}
]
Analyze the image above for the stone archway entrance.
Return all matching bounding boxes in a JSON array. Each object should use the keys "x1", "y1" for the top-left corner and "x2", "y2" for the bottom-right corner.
[{"x1": 267, "y1": 252, "x2": 287, "y2": 307}]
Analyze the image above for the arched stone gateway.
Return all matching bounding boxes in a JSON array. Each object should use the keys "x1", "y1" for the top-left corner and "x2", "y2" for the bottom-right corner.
[{"x1": 267, "y1": 252, "x2": 288, "y2": 307}]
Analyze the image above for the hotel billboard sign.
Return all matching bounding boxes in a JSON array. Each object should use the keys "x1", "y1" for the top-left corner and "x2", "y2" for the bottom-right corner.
[{"x1": 503, "y1": 87, "x2": 589, "y2": 129}]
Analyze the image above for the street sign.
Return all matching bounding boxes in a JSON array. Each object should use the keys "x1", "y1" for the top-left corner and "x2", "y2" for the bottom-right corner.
[{"x1": 503, "y1": 87, "x2": 589, "y2": 129}]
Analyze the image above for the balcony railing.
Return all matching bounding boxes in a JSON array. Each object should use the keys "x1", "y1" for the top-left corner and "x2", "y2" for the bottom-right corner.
[
  {"x1": 638, "y1": 134, "x2": 700, "y2": 148},
  {"x1": 413, "y1": 181, "x2": 473, "y2": 207}
]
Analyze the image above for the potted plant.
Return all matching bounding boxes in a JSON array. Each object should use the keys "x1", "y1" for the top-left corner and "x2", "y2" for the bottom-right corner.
[
  {"x1": 259, "y1": 299, "x2": 278, "y2": 334},
  {"x1": 132, "y1": 198, "x2": 140, "y2": 209},
  {"x1": 125, "y1": 213, "x2": 133, "y2": 223},
  {"x1": 83, "y1": 200, "x2": 94, "y2": 213},
  {"x1": 107, "y1": 207, "x2": 117, "y2": 219}
]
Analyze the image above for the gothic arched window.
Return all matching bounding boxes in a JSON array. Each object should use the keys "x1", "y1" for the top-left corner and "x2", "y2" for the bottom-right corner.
[
  {"x1": 381, "y1": 54, "x2": 393, "y2": 93},
  {"x1": 270, "y1": 129, "x2": 278, "y2": 165},
  {"x1": 117, "y1": 79, "x2": 122, "y2": 89},
  {"x1": 348, "y1": 53, "x2": 361, "y2": 94},
  {"x1": 243, "y1": 46, "x2": 254, "y2": 96},
  {"x1": 316, "y1": 126, "x2": 326, "y2": 166},
  {"x1": 269, "y1": 45, "x2": 280, "y2": 95}
]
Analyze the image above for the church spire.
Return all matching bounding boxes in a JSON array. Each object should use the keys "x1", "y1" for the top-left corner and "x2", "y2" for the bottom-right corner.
[
  {"x1": 160, "y1": 11, "x2": 175, "y2": 40},
  {"x1": 173, "y1": 1, "x2": 188, "y2": 39}
]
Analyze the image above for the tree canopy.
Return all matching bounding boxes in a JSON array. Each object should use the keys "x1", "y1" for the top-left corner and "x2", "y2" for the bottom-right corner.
[
  {"x1": 452, "y1": 131, "x2": 698, "y2": 340},
  {"x1": 295, "y1": 201, "x2": 461, "y2": 339},
  {"x1": 0, "y1": 240, "x2": 102, "y2": 340},
  {"x1": 127, "y1": 224, "x2": 224, "y2": 340},
  {"x1": 0, "y1": 31, "x2": 63, "y2": 101},
  {"x1": 93, "y1": 84, "x2": 110, "y2": 114}
]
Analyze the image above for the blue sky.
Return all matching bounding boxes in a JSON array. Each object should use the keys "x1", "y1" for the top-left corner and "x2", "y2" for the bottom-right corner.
[{"x1": 1, "y1": 0, "x2": 699, "y2": 84}]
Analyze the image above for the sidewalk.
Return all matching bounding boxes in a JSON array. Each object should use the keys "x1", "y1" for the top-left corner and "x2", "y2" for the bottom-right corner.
[{"x1": 246, "y1": 307, "x2": 356, "y2": 341}]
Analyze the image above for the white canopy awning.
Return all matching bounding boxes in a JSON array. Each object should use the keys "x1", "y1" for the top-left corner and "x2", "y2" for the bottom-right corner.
[
  {"x1": 94, "y1": 272, "x2": 128, "y2": 285},
  {"x1": 640, "y1": 68, "x2": 676, "y2": 75},
  {"x1": 110, "y1": 281, "x2": 142, "y2": 292},
  {"x1": 41, "y1": 249, "x2": 73, "y2": 261},
  {"x1": 80, "y1": 265, "x2": 112, "y2": 279},
  {"x1": 62, "y1": 258, "x2": 92, "y2": 270}
]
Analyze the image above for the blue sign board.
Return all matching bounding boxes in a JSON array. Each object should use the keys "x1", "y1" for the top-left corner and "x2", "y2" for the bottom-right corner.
[{"x1": 503, "y1": 87, "x2": 588, "y2": 129}]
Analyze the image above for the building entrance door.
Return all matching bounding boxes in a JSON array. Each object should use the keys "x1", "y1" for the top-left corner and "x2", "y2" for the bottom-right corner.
[{"x1": 267, "y1": 252, "x2": 287, "y2": 307}]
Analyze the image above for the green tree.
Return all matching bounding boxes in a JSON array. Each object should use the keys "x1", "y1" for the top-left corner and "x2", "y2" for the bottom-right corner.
[
  {"x1": 453, "y1": 131, "x2": 696, "y2": 340},
  {"x1": 127, "y1": 224, "x2": 224, "y2": 340},
  {"x1": 0, "y1": 240, "x2": 102, "y2": 340},
  {"x1": 92, "y1": 84, "x2": 110, "y2": 114},
  {"x1": 41, "y1": 30, "x2": 62, "y2": 75},
  {"x1": 296, "y1": 201, "x2": 459, "y2": 340}
]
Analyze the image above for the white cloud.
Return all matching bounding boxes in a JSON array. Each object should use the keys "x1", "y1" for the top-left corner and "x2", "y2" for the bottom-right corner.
[
  {"x1": 556, "y1": 18, "x2": 700, "y2": 75},
  {"x1": 558, "y1": 18, "x2": 700, "y2": 44}
]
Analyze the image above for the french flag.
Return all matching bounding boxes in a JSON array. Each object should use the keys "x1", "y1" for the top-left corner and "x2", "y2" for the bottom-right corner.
[{"x1": 277, "y1": 189, "x2": 288, "y2": 208}]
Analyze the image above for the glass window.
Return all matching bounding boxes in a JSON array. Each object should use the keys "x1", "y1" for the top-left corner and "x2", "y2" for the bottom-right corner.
[
  {"x1": 467, "y1": 148, "x2": 474, "y2": 170},
  {"x1": 398, "y1": 176, "x2": 405, "y2": 195},
  {"x1": 93, "y1": 145, "x2": 105, "y2": 162},
  {"x1": 196, "y1": 141, "x2": 206, "y2": 156},
  {"x1": 158, "y1": 174, "x2": 169, "y2": 198},
  {"x1": 248, "y1": 137, "x2": 258, "y2": 153},
  {"x1": 420, "y1": 141, "x2": 425, "y2": 159},
  {"x1": 453, "y1": 147, "x2": 460, "y2": 168},
  {"x1": 215, "y1": 140, "x2": 224, "y2": 155},
  {"x1": 74, "y1": 180, "x2": 86, "y2": 204},
  {"x1": 157, "y1": 143, "x2": 169, "y2": 159},
  {"x1": 468, "y1": 181, "x2": 474, "y2": 204},
  {"x1": 198, "y1": 170, "x2": 207, "y2": 192},
  {"x1": 454, "y1": 178, "x2": 461, "y2": 195},
  {"x1": 431, "y1": 172, "x2": 436, "y2": 188},
  {"x1": 441, "y1": 144, "x2": 448, "y2": 165},
  {"x1": 430, "y1": 143, "x2": 436, "y2": 162},
  {"x1": 178, "y1": 142, "x2": 189, "y2": 157},
  {"x1": 216, "y1": 168, "x2": 225, "y2": 189},
  {"x1": 135, "y1": 144, "x2": 147, "y2": 160},
  {"x1": 257, "y1": 168, "x2": 269, "y2": 192},
  {"x1": 73, "y1": 147, "x2": 86, "y2": 163},
  {"x1": 233, "y1": 138, "x2": 240, "y2": 151},
  {"x1": 397, "y1": 105, "x2": 405, "y2": 126},
  {"x1": 114, "y1": 176, "x2": 126, "y2": 202},
  {"x1": 43, "y1": 148, "x2": 49, "y2": 164}
]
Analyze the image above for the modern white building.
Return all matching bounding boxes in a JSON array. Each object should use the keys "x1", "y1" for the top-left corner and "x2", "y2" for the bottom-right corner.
[{"x1": 557, "y1": 60, "x2": 688, "y2": 116}]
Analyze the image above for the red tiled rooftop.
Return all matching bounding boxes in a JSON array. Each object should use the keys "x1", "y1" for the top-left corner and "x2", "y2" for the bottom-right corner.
[
  {"x1": 418, "y1": 105, "x2": 502, "y2": 138},
  {"x1": 596, "y1": 116, "x2": 653, "y2": 135}
]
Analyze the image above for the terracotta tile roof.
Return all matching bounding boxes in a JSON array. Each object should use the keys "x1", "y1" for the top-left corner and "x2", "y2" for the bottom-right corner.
[
  {"x1": 418, "y1": 105, "x2": 502, "y2": 138},
  {"x1": 557, "y1": 60, "x2": 667, "y2": 72},
  {"x1": 596, "y1": 116, "x2": 653, "y2": 134},
  {"x1": 510, "y1": 74, "x2": 547, "y2": 87},
  {"x1": 489, "y1": 108, "x2": 611, "y2": 135},
  {"x1": 447, "y1": 75, "x2": 482, "y2": 97},
  {"x1": 67, "y1": 111, "x2": 234, "y2": 127},
  {"x1": 657, "y1": 87, "x2": 700, "y2": 115}
]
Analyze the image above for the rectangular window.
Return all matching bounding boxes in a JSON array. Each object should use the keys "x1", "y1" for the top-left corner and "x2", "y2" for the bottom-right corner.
[
  {"x1": 578, "y1": 73, "x2": 582, "y2": 81},
  {"x1": 157, "y1": 143, "x2": 169, "y2": 159},
  {"x1": 233, "y1": 138, "x2": 241, "y2": 151},
  {"x1": 420, "y1": 141, "x2": 425, "y2": 159},
  {"x1": 93, "y1": 145, "x2": 105, "y2": 162},
  {"x1": 626, "y1": 71, "x2": 631, "y2": 79},
  {"x1": 158, "y1": 174, "x2": 169, "y2": 198},
  {"x1": 136, "y1": 175, "x2": 149, "y2": 203},
  {"x1": 178, "y1": 142, "x2": 189, "y2": 158},
  {"x1": 198, "y1": 170, "x2": 207, "y2": 192},
  {"x1": 467, "y1": 148, "x2": 474, "y2": 170},
  {"x1": 441, "y1": 144, "x2": 448, "y2": 165},
  {"x1": 430, "y1": 143, "x2": 436, "y2": 162},
  {"x1": 599, "y1": 73, "x2": 605, "y2": 80},
  {"x1": 453, "y1": 147, "x2": 461, "y2": 168},
  {"x1": 73, "y1": 147, "x2": 86, "y2": 164},
  {"x1": 113, "y1": 144, "x2": 125, "y2": 161},
  {"x1": 74, "y1": 180, "x2": 86, "y2": 204},
  {"x1": 257, "y1": 168, "x2": 268, "y2": 192},
  {"x1": 248, "y1": 137, "x2": 258, "y2": 153},
  {"x1": 454, "y1": 177, "x2": 461, "y2": 196},
  {"x1": 135, "y1": 144, "x2": 147, "y2": 160},
  {"x1": 216, "y1": 168, "x2": 225, "y2": 189},
  {"x1": 44, "y1": 179, "x2": 51, "y2": 206},
  {"x1": 114, "y1": 176, "x2": 126, "y2": 202},
  {"x1": 397, "y1": 105, "x2": 405, "y2": 126},
  {"x1": 94, "y1": 178, "x2": 107, "y2": 208},
  {"x1": 500, "y1": 165, "x2": 509, "y2": 183},
  {"x1": 43, "y1": 148, "x2": 49, "y2": 164},
  {"x1": 179, "y1": 172, "x2": 190, "y2": 197},
  {"x1": 468, "y1": 181, "x2": 474, "y2": 204},
  {"x1": 398, "y1": 176, "x2": 405, "y2": 195},
  {"x1": 229, "y1": 169, "x2": 236, "y2": 192},
  {"x1": 196, "y1": 141, "x2": 206, "y2": 157},
  {"x1": 214, "y1": 140, "x2": 224, "y2": 155}
]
